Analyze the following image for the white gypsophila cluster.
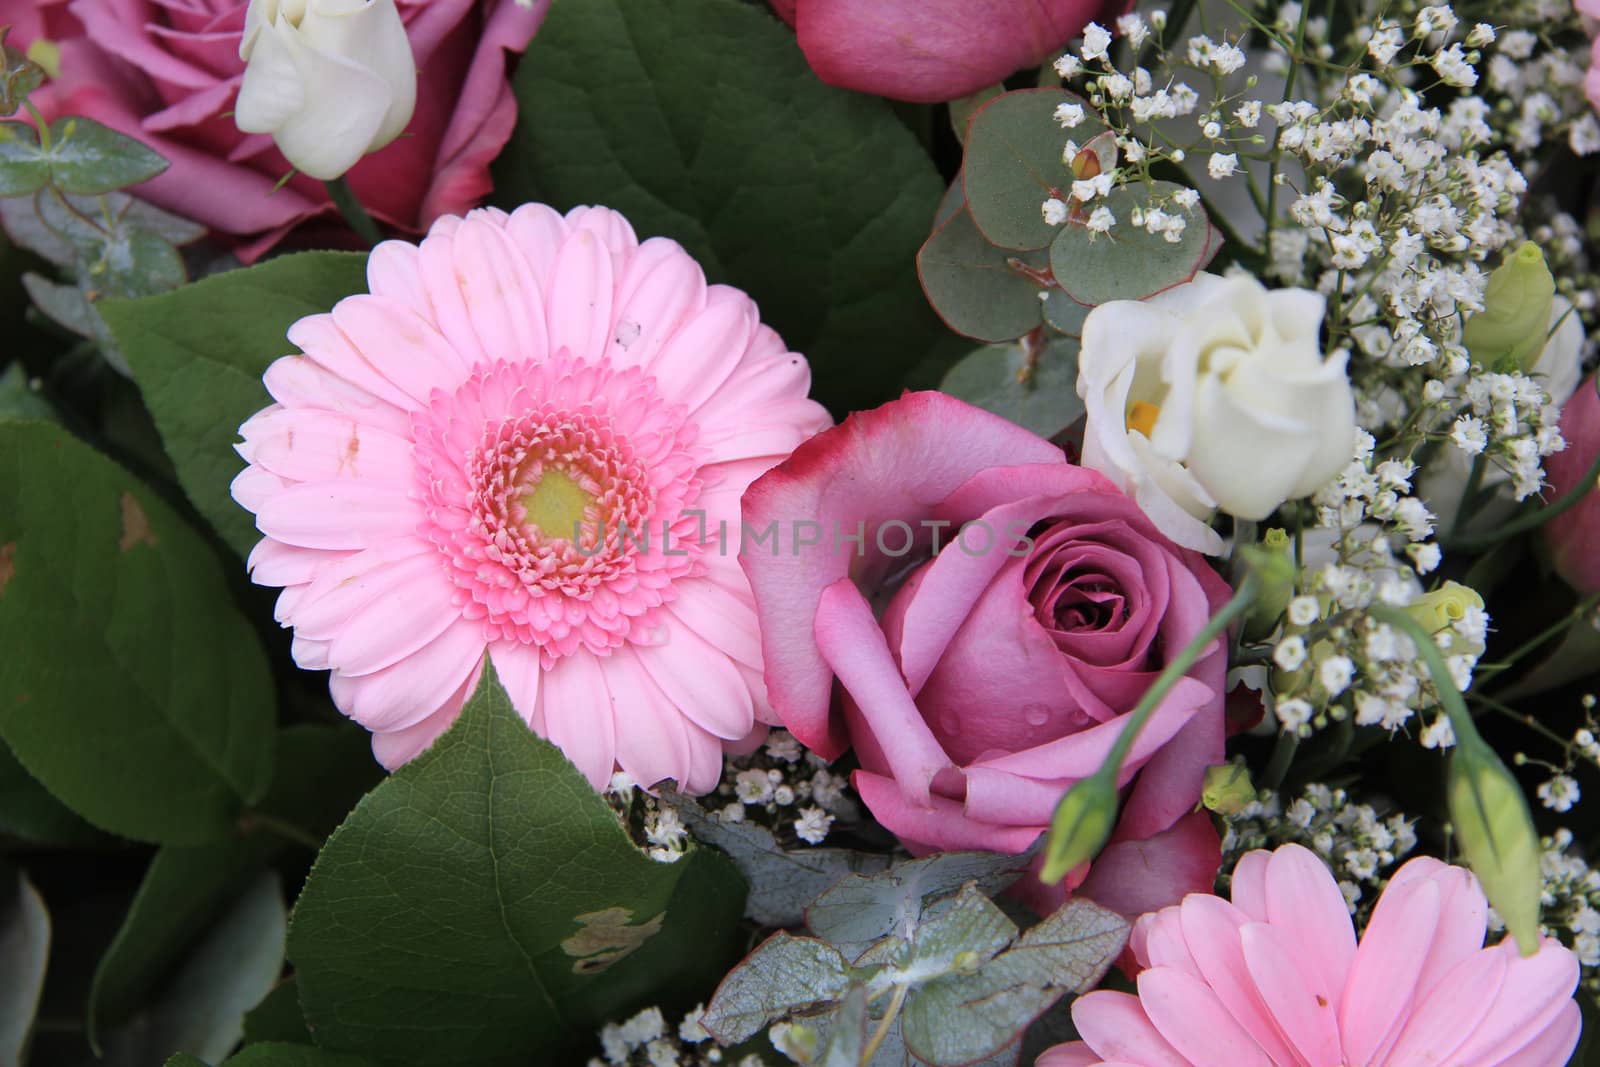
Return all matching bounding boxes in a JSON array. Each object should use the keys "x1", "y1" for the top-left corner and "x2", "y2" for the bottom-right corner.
[
  {"x1": 1513, "y1": 693, "x2": 1600, "y2": 813},
  {"x1": 1485, "y1": 829, "x2": 1600, "y2": 1002},
  {"x1": 1221, "y1": 783, "x2": 1418, "y2": 921},
  {"x1": 708, "y1": 730, "x2": 854, "y2": 846},
  {"x1": 603, "y1": 772, "x2": 691, "y2": 863},
  {"x1": 591, "y1": 1005, "x2": 761, "y2": 1067}
]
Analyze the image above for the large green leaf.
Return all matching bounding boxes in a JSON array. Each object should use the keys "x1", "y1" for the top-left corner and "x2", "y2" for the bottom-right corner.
[
  {"x1": 289, "y1": 666, "x2": 747, "y2": 1066},
  {"x1": 89, "y1": 726, "x2": 382, "y2": 1042},
  {"x1": 0, "y1": 421, "x2": 274, "y2": 844},
  {"x1": 494, "y1": 0, "x2": 947, "y2": 412},
  {"x1": 0, "y1": 739, "x2": 103, "y2": 846},
  {"x1": 101, "y1": 252, "x2": 370, "y2": 558},
  {"x1": 0, "y1": 871, "x2": 49, "y2": 1066},
  {"x1": 101, "y1": 874, "x2": 287, "y2": 1066},
  {"x1": 917, "y1": 201, "x2": 1050, "y2": 344}
]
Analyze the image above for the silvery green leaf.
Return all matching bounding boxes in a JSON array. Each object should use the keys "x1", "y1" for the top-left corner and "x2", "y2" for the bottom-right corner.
[
  {"x1": 660, "y1": 786, "x2": 889, "y2": 927},
  {"x1": 44, "y1": 116, "x2": 168, "y2": 195},
  {"x1": 815, "y1": 986, "x2": 869, "y2": 1067},
  {"x1": 939, "y1": 337, "x2": 1084, "y2": 440},
  {"x1": 869, "y1": 1015, "x2": 1020, "y2": 1067},
  {"x1": 21, "y1": 272, "x2": 130, "y2": 375},
  {"x1": 701, "y1": 933, "x2": 852, "y2": 1045},
  {"x1": 0, "y1": 193, "x2": 74, "y2": 265},
  {"x1": 0, "y1": 871, "x2": 50, "y2": 1066},
  {"x1": 1, "y1": 191, "x2": 201, "y2": 267},
  {"x1": 904, "y1": 884, "x2": 1017, "y2": 980},
  {"x1": 0, "y1": 127, "x2": 48, "y2": 197},
  {"x1": 806, "y1": 850, "x2": 1033, "y2": 958},
  {"x1": 900, "y1": 967, "x2": 1057, "y2": 1067}
]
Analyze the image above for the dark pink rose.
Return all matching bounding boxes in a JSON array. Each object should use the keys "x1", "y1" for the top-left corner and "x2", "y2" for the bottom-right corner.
[
  {"x1": 768, "y1": 0, "x2": 1128, "y2": 104},
  {"x1": 1545, "y1": 374, "x2": 1600, "y2": 594},
  {"x1": 1, "y1": 0, "x2": 547, "y2": 260},
  {"x1": 740, "y1": 392, "x2": 1229, "y2": 916}
]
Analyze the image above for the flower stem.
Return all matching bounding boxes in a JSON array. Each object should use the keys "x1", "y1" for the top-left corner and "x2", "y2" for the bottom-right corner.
[
  {"x1": 860, "y1": 984, "x2": 909, "y2": 1065},
  {"x1": 240, "y1": 811, "x2": 324, "y2": 852},
  {"x1": 324, "y1": 177, "x2": 383, "y2": 248}
]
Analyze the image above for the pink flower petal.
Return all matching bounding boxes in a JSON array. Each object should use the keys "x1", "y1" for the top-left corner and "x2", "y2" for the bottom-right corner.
[
  {"x1": 539, "y1": 649, "x2": 619, "y2": 790},
  {"x1": 489, "y1": 641, "x2": 544, "y2": 732},
  {"x1": 1262, "y1": 844, "x2": 1357, "y2": 1010},
  {"x1": 1071, "y1": 990, "x2": 1192, "y2": 1067},
  {"x1": 369, "y1": 661, "x2": 484, "y2": 769},
  {"x1": 1337, "y1": 874, "x2": 1441, "y2": 1065},
  {"x1": 1229, "y1": 850, "x2": 1271, "y2": 922},
  {"x1": 1136, "y1": 967, "x2": 1276, "y2": 1067},
  {"x1": 1176, "y1": 895, "x2": 1301, "y2": 1064},
  {"x1": 1382, "y1": 945, "x2": 1508, "y2": 1066},
  {"x1": 850, "y1": 771, "x2": 1042, "y2": 853},
  {"x1": 547, "y1": 227, "x2": 616, "y2": 362},
  {"x1": 602, "y1": 647, "x2": 693, "y2": 790},
  {"x1": 633, "y1": 624, "x2": 756, "y2": 741},
  {"x1": 1443, "y1": 938, "x2": 1579, "y2": 1066},
  {"x1": 1076, "y1": 812, "x2": 1222, "y2": 921},
  {"x1": 1239, "y1": 921, "x2": 1342, "y2": 1067},
  {"x1": 329, "y1": 619, "x2": 485, "y2": 732},
  {"x1": 1498, "y1": 998, "x2": 1581, "y2": 1067}
]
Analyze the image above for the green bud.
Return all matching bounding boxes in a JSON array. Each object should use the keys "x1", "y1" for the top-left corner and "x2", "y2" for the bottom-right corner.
[
  {"x1": 1201, "y1": 762, "x2": 1257, "y2": 815},
  {"x1": 1244, "y1": 528, "x2": 1295, "y2": 640},
  {"x1": 1449, "y1": 737, "x2": 1542, "y2": 956},
  {"x1": 1041, "y1": 772, "x2": 1119, "y2": 884},
  {"x1": 1405, "y1": 581, "x2": 1485, "y2": 657},
  {"x1": 1462, "y1": 242, "x2": 1555, "y2": 374}
]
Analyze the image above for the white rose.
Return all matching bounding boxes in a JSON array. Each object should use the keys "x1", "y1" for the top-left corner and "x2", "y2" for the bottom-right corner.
[
  {"x1": 1077, "y1": 272, "x2": 1356, "y2": 554},
  {"x1": 236, "y1": 0, "x2": 416, "y2": 181}
]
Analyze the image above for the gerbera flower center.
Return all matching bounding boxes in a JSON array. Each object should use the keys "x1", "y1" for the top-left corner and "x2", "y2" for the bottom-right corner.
[{"x1": 411, "y1": 353, "x2": 705, "y2": 665}]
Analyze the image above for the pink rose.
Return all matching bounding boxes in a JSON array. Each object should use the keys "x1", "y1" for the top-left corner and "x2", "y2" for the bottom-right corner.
[
  {"x1": 2, "y1": 0, "x2": 546, "y2": 260},
  {"x1": 740, "y1": 392, "x2": 1230, "y2": 916},
  {"x1": 1545, "y1": 374, "x2": 1600, "y2": 594},
  {"x1": 767, "y1": 0, "x2": 1128, "y2": 103}
]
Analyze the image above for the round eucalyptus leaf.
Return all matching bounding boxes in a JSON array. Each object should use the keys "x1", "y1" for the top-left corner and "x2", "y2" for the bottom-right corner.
[
  {"x1": 918, "y1": 203, "x2": 1049, "y2": 343},
  {"x1": 1049, "y1": 182, "x2": 1213, "y2": 305},
  {"x1": 962, "y1": 89, "x2": 1103, "y2": 252}
]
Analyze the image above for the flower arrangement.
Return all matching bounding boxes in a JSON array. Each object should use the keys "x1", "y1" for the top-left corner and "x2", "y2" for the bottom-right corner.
[{"x1": 0, "y1": 0, "x2": 1597, "y2": 1064}]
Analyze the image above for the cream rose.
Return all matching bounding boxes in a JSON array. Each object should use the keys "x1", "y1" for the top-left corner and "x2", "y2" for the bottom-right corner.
[
  {"x1": 236, "y1": 0, "x2": 417, "y2": 181},
  {"x1": 1077, "y1": 272, "x2": 1356, "y2": 554}
]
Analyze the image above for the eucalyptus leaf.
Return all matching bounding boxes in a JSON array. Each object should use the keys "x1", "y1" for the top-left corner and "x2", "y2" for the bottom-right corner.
[
  {"x1": 700, "y1": 933, "x2": 851, "y2": 1045},
  {"x1": 900, "y1": 967, "x2": 1058, "y2": 1067},
  {"x1": 0, "y1": 421, "x2": 275, "y2": 844},
  {"x1": 0, "y1": 871, "x2": 49, "y2": 1067},
  {"x1": 917, "y1": 202, "x2": 1050, "y2": 343},
  {"x1": 0, "y1": 31, "x2": 45, "y2": 118},
  {"x1": 22, "y1": 271, "x2": 99, "y2": 336},
  {"x1": 44, "y1": 116, "x2": 168, "y2": 195},
  {"x1": 939, "y1": 337, "x2": 1084, "y2": 439},
  {"x1": 1048, "y1": 182, "x2": 1213, "y2": 305},
  {"x1": 0, "y1": 129, "x2": 48, "y2": 198},
  {"x1": 906, "y1": 884, "x2": 1017, "y2": 976},
  {"x1": 221, "y1": 1045, "x2": 378, "y2": 1067},
  {"x1": 101, "y1": 874, "x2": 287, "y2": 1067},
  {"x1": 1042, "y1": 290, "x2": 1091, "y2": 337},
  {"x1": 101, "y1": 251, "x2": 370, "y2": 557},
  {"x1": 0, "y1": 363, "x2": 56, "y2": 425},
  {"x1": 659, "y1": 786, "x2": 889, "y2": 927},
  {"x1": 806, "y1": 850, "x2": 1033, "y2": 959},
  {"x1": 495, "y1": 0, "x2": 947, "y2": 412},
  {"x1": 815, "y1": 986, "x2": 868, "y2": 1067},
  {"x1": 289, "y1": 666, "x2": 746, "y2": 1066},
  {"x1": 962, "y1": 89, "x2": 1103, "y2": 252}
]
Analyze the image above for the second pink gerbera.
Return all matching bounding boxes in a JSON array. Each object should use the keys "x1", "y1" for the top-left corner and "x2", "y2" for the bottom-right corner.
[
  {"x1": 1042, "y1": 843, "x2": 1580, "y2": 1067},
  {"x1": 232, "y1": 204, "x2": 830, "y2": 791}
]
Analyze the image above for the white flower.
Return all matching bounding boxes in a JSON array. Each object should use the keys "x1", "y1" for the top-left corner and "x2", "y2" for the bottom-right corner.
[
  {"x1": 1538, "y1": 774, "x2": 1581, "y2": 812},
  {"x1": 1055, "y1": 102, "x2": 1087, "y2": 128},
  {"x1": 794, "y1": 806, "x2": 834, "y2": 844},
  {"x1": 1081, "y1": 22, "x2": 1113, "y2": 62},
  {"x1": 1077, "y1": 274, "x2": 1357, "y2": 554},
  {"x1": 1042, "y1": 197, "x2": 1070, "y2": 226},
  {"x1": 236, "y1": 0, "x2": 416, "y2": 181},
  {"x1": 1274, "y1": 635, "x2": 1308, "y2": 671},
  {"x1": 1086, "y1": 205, "x2": 1116, "y2": 234},
  {"x1": 1208, "y1": 152, "x2": 1239, "y2": 179}
]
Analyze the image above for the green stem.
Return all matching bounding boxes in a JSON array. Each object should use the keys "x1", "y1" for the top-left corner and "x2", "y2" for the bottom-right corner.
[
  {"x1": 1261, "y1": 728, "x2": 1299, "y2": 790},
  {"x1": 242, "y1": 812, "x2": 323, "y2": 852},
  {"x1": 1450, "y1": 454, "x2": 1488, "y2": 541},
  {"x1": 1476, "y1": 592, "x2": 1600, "y2": 686},
  {"x1": 324, "y1": 176, "x2": 383, "y2": 248},
  {"x1": 24, "y1": 99, "x2": 50, "y2": 152},
  {"x1": 860, "y1": 984, "x2": 909, "y2": 1066}
]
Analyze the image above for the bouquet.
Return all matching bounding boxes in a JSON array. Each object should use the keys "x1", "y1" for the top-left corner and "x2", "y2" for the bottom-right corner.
[{"x1": 0, "y1": 0, "x2": 1597, "y2": 1063}]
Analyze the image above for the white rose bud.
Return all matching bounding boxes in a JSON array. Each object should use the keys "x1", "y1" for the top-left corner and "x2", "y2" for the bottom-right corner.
[
  {"x1": 236, "y1": 0, "x2": 416, "y2": 181},
  {"x1": 1077, "y1": 273, "x2": 1356, "y2": 554}
]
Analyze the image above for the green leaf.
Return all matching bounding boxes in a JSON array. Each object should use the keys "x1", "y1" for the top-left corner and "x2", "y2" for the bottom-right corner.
[
  {"x1": 0, "y1": 871, "x2": 50, "y2": 1066},
  {"x1": 0, "y1": 738, "x2": 102, "y2": 845},
  {"x1": 90, "y1": 229, "x2": 186, "y2": 300},
  {"x1": 0, "y1": 421, "x2": 275, "y2": 843},
  {"x1": 939, "y1": 337, "x2": 1084, "y2": 439},
  {"x1": 700, "y1": 933, "x2": 851, "y2": 1045},
  {"x1": 813, "y1": 986, "x2": 867, "y2": 1067},
  {"x1": 165, "y1": 1056, "x2": 211, "y2": 1067},
  {"x1": 289, "y1": 666, "x2": 747, "y2": 1067},
  {"x1": 223, "y1": 1045, "x2": 378, "y2": 1067},
  {"x1": 658, "y1": 786, "x2": 889, "y2": 927},
  {"x1": 101, "y1": 252, "x2": 370, "y2": 557},
  {"x1": 101, "y1": 874, "x2": 287, "y2": 1066},
  {"x1": 917, "y1": 202, "x2": 1049, "y2": 343},
  {"x1": 1042, "y1": 291, "x2": 1090, "y2": 337},
  {"x1": 495, "y1": 0, "x2": 948, "y2": 412},
  {"x1": 0, "y1": 190, "x2": 203, "y2": 269},
  {"x1": 1048, "y1": 182, "x2": 1213, "y2": 305},
  {"x1": 805, "y1": 851, "x2": 1033, "y2": 959},
  {"x1": 0, "y1": 29, "x2": 45, "y2": 118},
  {"x1": 0, "y1": 127, "x2": 48, "y2": 197},
  {"x1": 0, "y1": 363, "x2": 56, "y2": 424},
  {"x1": 90, "y1": 726, "x2": 382, "y2": 1041},
  {"x1": 906, "y1": 884, "x2": 1017, "y2": 974},
  {"x1": 242, "y1": 982, "x2": 311, "y2": 1047},
  {"x1": 962, "y1": 90, "x2": 1103, "y2": 252},
  {"x1": 44, "y1": 116, "x2": 168, "y2": 195}
]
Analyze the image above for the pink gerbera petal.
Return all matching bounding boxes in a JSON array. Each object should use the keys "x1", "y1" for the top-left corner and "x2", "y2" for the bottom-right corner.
[{"x1": 232, "y1": 205, "x2": 829, "y2": 791}]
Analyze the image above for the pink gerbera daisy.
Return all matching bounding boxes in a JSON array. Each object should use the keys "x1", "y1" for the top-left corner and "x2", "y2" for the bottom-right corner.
[
  {"x1": 232, "y1": 204, "x2": 830, "y2": 791},
  {"x1": 1042, "y1": 843, "x2": 1581, "y2": 1067}
]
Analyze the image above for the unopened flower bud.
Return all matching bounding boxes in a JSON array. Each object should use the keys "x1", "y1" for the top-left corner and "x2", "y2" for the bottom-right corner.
[
  {"x1": 1405, "y1": 580, "x2": 1485, "y2": 657},
  {"x1": 1449, "y1": 737, "x2": 1542, "y2": 955},
  {"x1": 1041, "y1": 772, "x2": 1118, "y2": 883},
  {"x1": 1201, "y1": 762, "x2": 1257, "y2": 815},
  {"x1": 236, "y1": 0, "x2": 417, "y2": 181},
  {"x1": 1244, "y1": 528, "x2": 1296, "y2": 640},
  {"x1": 1462, "y1": 242, "x2": 1556, "y2": 374}
]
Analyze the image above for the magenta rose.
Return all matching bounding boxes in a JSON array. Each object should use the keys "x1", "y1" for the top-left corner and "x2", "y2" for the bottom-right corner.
[
  {"x1": 2, "y1": 0, "x2": 546, "y2": 260},
  {"x1": 740, "y1": 392, "x2": 1230, "y2": 917},
  {"x1": 1545, "y1": 374, "x2": 1600, "y2": 594},
  {"x1": 767, "y1": 0, "x2": 1128, "y2": 104}
]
